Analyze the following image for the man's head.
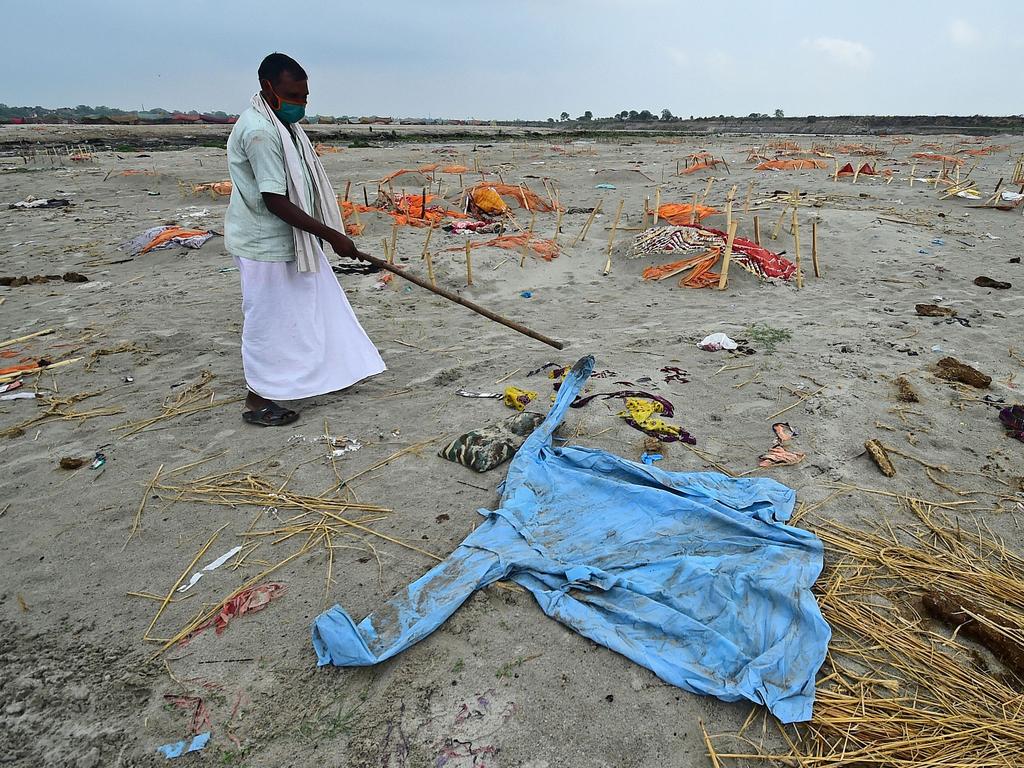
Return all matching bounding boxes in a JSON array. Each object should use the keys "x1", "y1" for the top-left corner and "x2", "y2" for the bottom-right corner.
[{"x1": 258, "y1": 53, "x2": 308, "y2": 124}]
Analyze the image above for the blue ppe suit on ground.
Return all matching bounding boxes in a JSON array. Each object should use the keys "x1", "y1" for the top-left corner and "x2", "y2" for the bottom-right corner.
[{"x1": 312, "y1": 356, "x2": 830, "y2": 723}]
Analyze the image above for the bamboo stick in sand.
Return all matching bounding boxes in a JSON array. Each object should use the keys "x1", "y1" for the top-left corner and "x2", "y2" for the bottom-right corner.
[
  {"x1": 717, "y1": 221, "x2": 739, "y2": 290},
  {"x1": 602, "y1": 198, "x2": 625, "y2": 275}
]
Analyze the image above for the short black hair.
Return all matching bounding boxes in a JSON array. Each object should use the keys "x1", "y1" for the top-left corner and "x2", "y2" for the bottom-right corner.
[{"x1": 258, "y1": 53, "x2": 307, "y2": 84}]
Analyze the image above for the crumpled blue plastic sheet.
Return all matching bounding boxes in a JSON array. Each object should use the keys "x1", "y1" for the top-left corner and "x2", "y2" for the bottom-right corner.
[
  {"x1": 156, "y1": 731, "x2": 210, "y2": 759},
  {"x1": 312, "y1": 356, "x2": 831, "y2": 723}
]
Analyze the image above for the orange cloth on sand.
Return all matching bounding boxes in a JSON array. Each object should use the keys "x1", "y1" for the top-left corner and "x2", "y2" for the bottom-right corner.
[
  {"x1": 450, "y1": 233, "x2": 560, "y2": 261},
  {"x1": 656, "y1": 203, "x2": 720, "y2": 224},
  {"x1": 339, "y1": 195, "x2": 467, "y2": 230},
  {"x1": 641, "y1": 250, "x2": 719, "y2": 281},
  {"x1": 140, "y1": 227, "x2": 212, "y2": 254},
  {"x1": 755, "y1": 159, "x2": 828, "y2": 171},
  {"x1": 440, "y1": 165, "x2": 471, "y2": 174},
  {"x1": 910, "y1": 153, "x2": 964, "y2": 165},
  {"x1": 468, "y1": 183, "x2": 557, "y2": 212},
  {"x1": 193, "y1": 180, "x2": 232, "y2": 195},
  {"x1": 678, "y1": 160, "x2": 723, "y2": 175}
]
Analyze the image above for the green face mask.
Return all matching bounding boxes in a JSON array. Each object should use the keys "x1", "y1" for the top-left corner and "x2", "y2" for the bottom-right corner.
[
  {"x1": 274, "y1": 101, "x2": 305, "y2": 124},
  {"x1": 265, "y1": 81, "x2": 306, "y2": 124}
]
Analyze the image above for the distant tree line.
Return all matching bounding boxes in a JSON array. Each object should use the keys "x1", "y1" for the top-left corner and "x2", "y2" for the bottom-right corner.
[
  {"x1": 549, "y1": 108, "x2": 791, "y2": 123},
  {"x1": 0, "y1": 104, "x2": 231, "y2": 118}
]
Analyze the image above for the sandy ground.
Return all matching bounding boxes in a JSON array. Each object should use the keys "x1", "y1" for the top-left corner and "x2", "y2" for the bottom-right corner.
[{"x1": 1, "y1": 131, "x2": 1022, "y2": 767}]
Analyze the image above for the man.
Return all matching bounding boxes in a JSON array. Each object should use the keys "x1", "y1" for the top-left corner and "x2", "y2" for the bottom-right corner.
[{"x1": 225, "y1": 53, "x2": 385, "y2": 427}]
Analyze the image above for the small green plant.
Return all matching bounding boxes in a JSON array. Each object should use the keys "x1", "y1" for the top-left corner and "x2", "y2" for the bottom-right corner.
[
  {"x1": 297, "y1": 700, "x2": 361, "y2": 741},
  {"x1": 348, "y1": 138, "x2": 373, "y2": 148},
  {"x1": 745, "y1": 324, "x2": 792, "y2": 353},
  {"x1": 451, "y1": 658, "x2": 464, "y2": 674}
]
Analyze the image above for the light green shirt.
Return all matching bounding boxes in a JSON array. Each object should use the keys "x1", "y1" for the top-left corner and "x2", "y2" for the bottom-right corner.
[{"x1": 224, "y1": 107, "x2": 313, "y2": 261}]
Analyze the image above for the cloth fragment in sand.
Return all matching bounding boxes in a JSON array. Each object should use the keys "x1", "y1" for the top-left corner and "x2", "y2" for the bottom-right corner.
[
  {"x1": 176, "y1": 546, "x2": 244, "y2": 593},
  {"x1": 439, "y1": 411, "x2": 544, "y2": 472},
  {"x1": 656, "y1": 203, "x2": 719, "y2": 224},
  {"x1": 468, "y1": 183, "x2": 557, "y2": 212},
  {"x1": 449, "y1": 233, "x2": 560, "y2": 262},
  {"x1": 313, "y1": 356, "x2": 830, "y2": 724},
  {"x1": 191, "y1": 181, "x2": 232, "y2": 195},
  {"x1": 183, "y1": 583, "x2": 286, "y2": 642},
  {"x1": 123, "y1": 226, "x2": 216, "y2": 256},
  {"x1": 754, "y1": 159, "x2": 828, "y2": 171},
  {"x1": 629, "y1": 224, "x2": 796, "y2": 282},
  {"x1": 503, "y1": 386, "x2": 537, "y2": 411},
  {"x1": 156, "y1": 732, "x2": 211, "y2": 759}
]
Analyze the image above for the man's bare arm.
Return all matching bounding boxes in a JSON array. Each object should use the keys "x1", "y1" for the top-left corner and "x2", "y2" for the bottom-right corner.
[{"x1": 261, "y1": 192, "x2": 367, "y2": 260}]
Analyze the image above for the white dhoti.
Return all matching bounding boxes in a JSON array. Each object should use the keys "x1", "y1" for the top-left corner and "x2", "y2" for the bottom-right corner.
[{"x1": 236, "y1": 253, "x2": 385, "y2": 401}]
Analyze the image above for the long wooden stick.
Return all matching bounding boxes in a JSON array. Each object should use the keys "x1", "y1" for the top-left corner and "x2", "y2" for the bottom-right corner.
[
  {"x1": 602, "y1": 198, "x2": 625, "y2": 275},
  {"x1": 355, "y1": 251, "x2": 563, "y2": 349},
  {"x1": 753, "y1": 215, "x2": 761, "y2": 245},
  {"x1": 811, "y1": 220, "x2": 821, "y2": 278},
  {"x1": 717, "y1": 221, "x2": 739, "y2": 290},
  {"x1": 465, "y1": 239, "x2": 473, "y2": 286}
]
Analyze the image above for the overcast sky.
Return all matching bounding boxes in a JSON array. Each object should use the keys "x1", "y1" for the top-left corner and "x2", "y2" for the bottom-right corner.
[{"x1": 3, "y1": 1, "x2": 1022, "y2": 119}]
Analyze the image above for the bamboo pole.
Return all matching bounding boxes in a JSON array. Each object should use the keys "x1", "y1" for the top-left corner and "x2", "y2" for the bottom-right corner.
[
  {"x1": 0, "y1": 328, "x2": 55, "y2": 350},
  {"x1": 355, "y1": 251, "x2": 563, "y2": 349},
  {"x1": 743, "y1": 181, "x2": 752, "y2": 214},
  {"x1": 425, "y1": 250, "x2": 436, "y2": 287},
  {"x1": 793, "y1": 209, "x2": 803, "y2": 289},
  {"x1": 343, "y1": 180, "x2": 351, "y2": 202},
  {"x1": 725, "y1": 184, "x2": 737, "y2": 232},
  {"x1": 390, "y1": 222, "x2": 398, "y2": 261},
  {"x1": 519, "y1": 213, "x2": 536, "y2": 267},
  {"x1": 700, "y1": 176, "x2": 714, "y2": 204},
  {"x1": 717, "y1": 221, "x2": 739, "y2": 290},
  {"x1": 554, "y1": 207, "x2": 564, "y2": 243},
  {"x1": 753, "y1": 215, "x2": 761, "y2": 245},
  {"x1": 381, "y1": 237, "x2": 390, "y2": 263},
  {"x1": 770, "y1": 205, "x2": 787, "y2": 240},
  {"x1": 421, "y1": 223, "x2": 434, "y2": 260},
  {"x1": 812, "y1": 220, "x2": 821, "y2": 278},
  {"x1": 653, "y1": 187, "x2": 661, "y2": 225},
  {"x1": 602, "y1": 198, "x2": 625, "y2": 275},
  {"x1": 572, "y1": 199, "x2": 603, "y2": 245},
  {"x1": 465, "y1": 239, "x2": 473, "y2": 286},
  {"x1": 691, "y1": 193, "x2": 699, "y2": 225}
]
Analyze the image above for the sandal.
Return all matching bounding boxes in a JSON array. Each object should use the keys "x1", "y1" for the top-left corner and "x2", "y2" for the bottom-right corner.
[
  {"x1": 999, "y1": 405, "x2": 1024, "y2": 441},
  {"x1": 243, "y1": 403, "x2": 299, "y2": 427}
]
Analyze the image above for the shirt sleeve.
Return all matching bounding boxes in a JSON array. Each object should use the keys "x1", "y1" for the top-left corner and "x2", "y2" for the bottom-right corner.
[{"x1": 243, "y1": 127, "x2": 287, "y2": 195}]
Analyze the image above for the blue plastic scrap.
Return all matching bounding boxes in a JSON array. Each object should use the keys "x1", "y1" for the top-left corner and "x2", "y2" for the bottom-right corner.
[
  {"x1": 312, "y1": 356, "x2": 831, "y2": 723},
  {"x1": 156, "y1": 732, "x2": 210, "y2": 759}
]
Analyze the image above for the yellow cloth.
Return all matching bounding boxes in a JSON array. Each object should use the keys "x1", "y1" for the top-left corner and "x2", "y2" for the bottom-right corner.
[
  {"x1": 619, "y1": 398, "x2": 681, "y2": 438},
  {"x1": 504, "y1": 386, "x2": 538, "y2": 411}
]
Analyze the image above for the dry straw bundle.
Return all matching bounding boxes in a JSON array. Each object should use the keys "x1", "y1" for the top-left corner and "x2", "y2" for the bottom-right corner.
[{"x1": 707, "y1": 497, "x2": 1024, "y2": 766}]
